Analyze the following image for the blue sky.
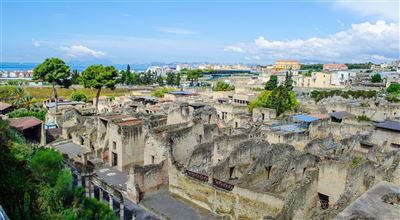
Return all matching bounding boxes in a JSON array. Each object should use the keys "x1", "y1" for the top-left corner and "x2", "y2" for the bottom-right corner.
[{"x1": 2, "y1": 0, "x2": 399, "y2": 64}]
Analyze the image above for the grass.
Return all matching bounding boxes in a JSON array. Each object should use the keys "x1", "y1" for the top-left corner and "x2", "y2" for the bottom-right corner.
[{"x1": 0, "y1": 86, "x2": 127, "y2": 103}]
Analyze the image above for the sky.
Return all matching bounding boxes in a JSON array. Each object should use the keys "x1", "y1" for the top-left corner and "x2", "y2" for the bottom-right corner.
[{"x1": 1, "y1": 0, "x2": 399, "y2": 64}]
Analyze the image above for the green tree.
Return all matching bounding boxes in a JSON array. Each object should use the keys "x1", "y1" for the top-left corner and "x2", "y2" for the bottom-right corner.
[
  {"x1": 371, "y1": 73, "x2": 382, "y2": 83},
  {"x1": 175, "y1": 73, "x2": 181, "y2": 86},
  {"x1": 248, "y1": 85, "x2": 299, "y2": 115},
  {"x1": 213, "y1": 81, "x2": 235, "y2": 91},
  {"x1": 70, "y1": 91, "x2": 87, "y2": 102},
  {"x1": 29, "y1": 148, "x2": 64, "y2": 185},
  {"x1": 166, "y1": 72, "x2": 175, "y2": 86},
  {"x1": 284, "y1": 70, "x2": 294, "y2": 90},
  {"x1": 80, "y1": 65, "x2": 118, "y2": 114},
  {"x1": 12, "y1": 87, "x2": 33, "y2": 109},
  {"x1": 157, "y1": 74, "x2": 165, "y2": 86},
  {"x1": 186, "y1": 70, "x2": 203, "y2": 86},
  {"x1": 387, "y1": 83, "x2": 400, "y2": 94},
  {"x1": 265, "y1": 75, "x2": 278, "y2": 90},
  {"x1": 71, "y1": 70, "x2": 80, "y2": 85},
  {"x1": 33, "y1": 58, "x2": 71, "y2": 112}
]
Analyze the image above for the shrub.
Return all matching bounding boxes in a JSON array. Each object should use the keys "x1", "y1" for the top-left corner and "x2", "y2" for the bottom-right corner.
[
  {"x1": 8, "y1": 108, "x2": 47, "y2": 121},
  {"x1": 213, "y1": 81, "x2": 235, "y2": 91},
  {"x1": 357, "y1": 115, "x2": 371, "y2": 122},
  {"x1": 387, "y1": 83, "x2": 400, "y2": 94},
  {"x1": 70, "y1": 91, "x2": 87, "y2": 102},
  {"x1": 152, "y1": 87, "x2": 175, "y2": 98}
]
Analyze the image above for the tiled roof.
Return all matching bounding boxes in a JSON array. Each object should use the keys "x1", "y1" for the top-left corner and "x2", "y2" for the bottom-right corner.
[{"x1": 8, "y1": 117, "x2": 42, "y2": 131}]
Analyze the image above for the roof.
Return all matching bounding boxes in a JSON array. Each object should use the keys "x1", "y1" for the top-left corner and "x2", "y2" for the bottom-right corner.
[
  {"x1": 308, "y1": 114, "x2": 330, "y2": 120},
  {"x1": 53, "y1": 141, "x2": 89, "y2": 159},
  {"x1": 292, "y1": 114, "x2": 320, "y2": 123},
  {"x1": 45, "y1": 101, "x2": 84, "y2": 108},
  {"x1": 95, "y1": 165, "x2": 128, "y2": 191},
  {"x1": 116, "y1": 118, "x2": 143, "y2": 126},
  {"x1": 8, "y1": 117, "x2": 42, "y2": 131},
  {"x1": 99, "y1": 114, "x2": 127, "y2": 121},
  {"x1": 0, "y1": 102, "x2": 12, "y2": 111},
  {"x1": 329, "y1": 111, "x2": 355, "y2": 120},
  {"x1": 168, "y1": 91, "x2": 195, "y2": 96},
  {"x1": 375, "y1": 120, "x2": 400, "y2": 132},
  {"x1": 271, "y1": 123, "x2": 305, "y2": 134},
  {"x1": 336, "y1": 181, "x2": 400, "y2": 220}
]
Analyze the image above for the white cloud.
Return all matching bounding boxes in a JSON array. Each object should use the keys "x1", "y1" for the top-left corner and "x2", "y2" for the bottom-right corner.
[
  {"x1": 157, "y1": 27, "x2": 196, "y2": 35},
  {"x1": 59, "y1": 45, "x2": 106, "y2": 58},
  {"x1": 32, "y1": 38, "x2": 40, "y2": 47},
  {"x1": 332, "y1": 0, "x2": 399, "y2": 21},
  {"x1": 225, "y1": 20, "x2": 399, "y2": 62},
  {"x1": 224, "y1": 45, "x2": 245, "y2": 53}
]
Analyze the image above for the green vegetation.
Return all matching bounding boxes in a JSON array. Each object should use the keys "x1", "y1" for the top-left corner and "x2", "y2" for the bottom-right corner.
[
  {"x1": 357, "y1": 115, "x2": 371, "y2": 122},
  {"x1": 346, "y1": 62, "x2": 373, "y2": 69},
  {"x1": 249, "y1": 72, "x2": 299, "y2": 116},
  {"x1": 300, "y1": 64, "x2": 323, "y2": 71},
  {"x1": 371, "y1": 73, "x2": 382, "y2": 83},
  {"x1": 264, "y1": 75, "x2": 278, "y2": 90},
  {"x1": 0, "y1": 119, "x2": 117, "y2": 219},
  {"x1": 70, "y1": 91, "x2": 88, "y2": 102},
  {"x1": 165, "y1": 72, "x2": 181, "y2": 86},
  {"x1": 12, "y1": 87, "x2": 33, "y2": 109},
  {"x1": 387, "y1": 83, "x2": 400, "y2": 94},
  {"x1": 33, "y1": 58, "x2": 72, "y2": 112},
  {"x1": 5, "y1": 79, "x2": 30, "y2": 86},
  {"x1": 0, "y1": 86, "x2": 126, "y2": 103},
  {"x1": 310, "y1": 90, "x2": 377, "y2": 102},
  {"x1": 213, "y1": 81, "x2": 235, "y2": 91},
  {"x1": 8, "y1": 107, "x2": 48, "y2": 121},
  {"x1": 80, "y1": 65, "x2": 118, "y2": 113},
  {"x1": 350, "y1": 156, "x2": 365, "y2": 168},
  {"x1": 181, "y1": 69, "x2": 208, "y2": 86},
  {"x1": 152, "y1": 87, "x2": 176, "y2": 98}
]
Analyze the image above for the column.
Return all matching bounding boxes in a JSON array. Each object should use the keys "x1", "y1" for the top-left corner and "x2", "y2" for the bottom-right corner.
[
  {"x1": 109, "y1": 195, "x2": 113, "y2": 209},
  {"x1": 120, "y1": 201, "x2": 124, "y2": 219},
  {"x1": 85, "y1": 177, "x2": 90, "y2": 197},
  {"x1": 77, "y1": 174, "x2": 82, "y2": 187},
  {"x1": 90, "y1": 182, "x2": 95, "y2": 198},
  {"x1": 99, "y1": 188, "x2": 104, "y2": 202}
]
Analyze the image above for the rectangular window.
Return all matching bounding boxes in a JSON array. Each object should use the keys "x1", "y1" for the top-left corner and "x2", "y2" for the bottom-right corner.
[
  {"x1": 262, "y1": 113, "x2": 265, "y2": 121},
  {"x1": 112, "y1": 152, "x2": 118, "y2": 166},
  {"x1": 113, "y1": 141, "x2": 116, "y2": 150}
]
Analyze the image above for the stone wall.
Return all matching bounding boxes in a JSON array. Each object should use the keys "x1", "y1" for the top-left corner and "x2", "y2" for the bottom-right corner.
[
  {"x1": 127, "y1": 160, "x2": 169, "y2": 203},
  {"x1": 168, "y1": 162, "x2": 284, "y2": 219}
]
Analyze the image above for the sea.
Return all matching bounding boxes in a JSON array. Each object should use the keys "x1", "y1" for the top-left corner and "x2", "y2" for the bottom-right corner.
[{"x1": 0, "y1": 62, "x2": 148, "y2": 72}]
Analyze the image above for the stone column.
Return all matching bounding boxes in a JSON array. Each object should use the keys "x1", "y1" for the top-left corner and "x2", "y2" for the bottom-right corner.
[
  {"x1": 77, "y1": 174, "x2": 82, "y2": 187},
  {"x1": 109, "y1": 195, "x2": 113, "y2": 209},
  {"x1": 120, "y1": 201, "x2": 124, "y2": 219},
  {"x1": 90, "y1": 182, "x2": 95, "y2": 198},
  {"x1": 85, "y1": 177, "x2": 90, "y2": 197},
  {"x1": 99, "y1": 188, "x2": 104, "y2": 202}
]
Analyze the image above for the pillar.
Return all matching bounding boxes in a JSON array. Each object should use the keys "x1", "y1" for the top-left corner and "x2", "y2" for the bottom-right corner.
[
  {"x1": 85, "y1": 177, "x2": 90, "y2": 197},
  {"x1": 90, "y1": 182, "x2": 95, "y2": 198},
  {"x1": 109, "y1": 195, "x2": 113, "y2": 209},
  {"x1": 77, "y1": 174, "x2": 82, "y2": 187},
  {"x1": 120, "y1": 201, "x2": 124, "y2": 219},
  {"x1": 99, "y1": 188, "x2": 104, "y2": 202}
]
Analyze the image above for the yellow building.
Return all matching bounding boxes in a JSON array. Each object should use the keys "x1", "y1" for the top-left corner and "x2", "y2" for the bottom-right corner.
[
  {"x1": 275, "y1": 60, "x2": 301, "y2": 70},
  {"x1": 294, "y1": 72, "x2": 339, "y2": 88}
]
